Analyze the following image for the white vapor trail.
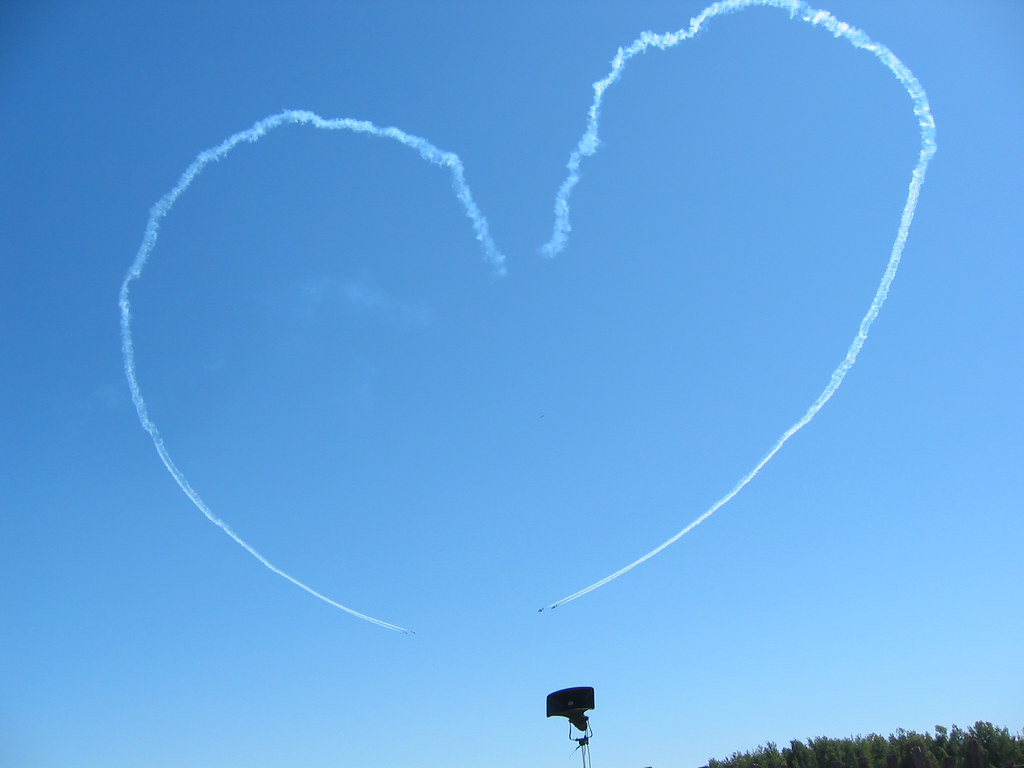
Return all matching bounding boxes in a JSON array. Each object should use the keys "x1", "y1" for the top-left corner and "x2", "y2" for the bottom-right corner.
[
  {"x1": 540, "y1": 0, "x2": 936, "y2": 610},
  {"x1": 120, "y1": 112, "x2": 504, "y2": 634},
  {"x1": 122, "y1": 0, "x2": 935, "y2": 629}
]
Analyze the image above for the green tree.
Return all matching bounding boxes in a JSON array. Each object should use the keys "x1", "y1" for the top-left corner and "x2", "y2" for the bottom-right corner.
[{"x1": 705, "y1": 724, "x2": 1023, "y2": 768}]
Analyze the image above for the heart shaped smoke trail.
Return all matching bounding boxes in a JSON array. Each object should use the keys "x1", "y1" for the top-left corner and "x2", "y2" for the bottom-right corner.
[{"x1": 120, "y1": 0, "x2": 936, "y2": 632}]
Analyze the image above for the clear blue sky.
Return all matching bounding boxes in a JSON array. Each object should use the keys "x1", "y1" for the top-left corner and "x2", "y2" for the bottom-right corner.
[{"x1": 2, "y1": 1, "x2": 1021, "y2": 767}]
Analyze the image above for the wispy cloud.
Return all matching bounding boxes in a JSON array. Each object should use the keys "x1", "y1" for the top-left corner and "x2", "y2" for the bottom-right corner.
[{"x1": 293, "y1": 274, "x2": 433, "y2": 328}]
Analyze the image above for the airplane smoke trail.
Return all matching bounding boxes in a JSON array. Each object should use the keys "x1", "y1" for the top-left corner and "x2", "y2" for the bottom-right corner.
[
  {"x1": 120, "y1": 111, "x2": 504, "y2": 633},
  {"x1": 123, "y1": 1, "x2": 935, "y2": 628},
  {"x1": 540, "y1": 0, "x2": 936, "y2": 610}
]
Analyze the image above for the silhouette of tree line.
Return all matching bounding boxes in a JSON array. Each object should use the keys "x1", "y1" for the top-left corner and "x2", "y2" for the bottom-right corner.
[{"x1": 705, "y1": 722, "x2": 1023, "y2": 768}]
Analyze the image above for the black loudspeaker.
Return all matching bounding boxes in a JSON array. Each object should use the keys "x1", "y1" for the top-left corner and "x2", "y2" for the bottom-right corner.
[{"x1": 546, "y1": 687, "x2": 594, "y2": 731}]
